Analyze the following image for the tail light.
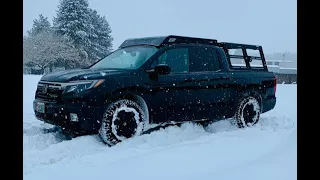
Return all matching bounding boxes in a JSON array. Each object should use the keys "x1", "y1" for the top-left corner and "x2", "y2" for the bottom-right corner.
[{"x1": 274, "y1": 76, "x2": 277, "y2": 94}]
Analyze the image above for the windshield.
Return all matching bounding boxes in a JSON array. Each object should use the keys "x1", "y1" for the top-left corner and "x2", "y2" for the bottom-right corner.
[{"x1": 90, "y1": 46, "x2": 158, "y2": 69}]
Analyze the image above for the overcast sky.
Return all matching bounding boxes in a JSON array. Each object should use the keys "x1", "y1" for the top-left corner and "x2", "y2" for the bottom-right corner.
[{"x1": 23, "y1": 0, "x2": 296, "y2": 53}]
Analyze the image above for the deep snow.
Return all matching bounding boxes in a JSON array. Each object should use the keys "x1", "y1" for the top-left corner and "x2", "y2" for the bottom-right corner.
[{"x1": 23, "y1": 75, "x2": 297, "y2": 180}]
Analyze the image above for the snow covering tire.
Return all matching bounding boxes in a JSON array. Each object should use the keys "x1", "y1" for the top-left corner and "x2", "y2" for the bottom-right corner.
[
  {"x1": 234, "y1": 96, "x2": 261, "y2": 128},
  {"x1": 99, "y1": 99, "x2": 147, "y2": 146}
]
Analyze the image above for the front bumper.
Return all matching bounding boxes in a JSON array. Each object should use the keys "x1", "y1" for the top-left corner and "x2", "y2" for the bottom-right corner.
[{"x1": 33, "y1": 99, "x2": 104, "y2": 133}]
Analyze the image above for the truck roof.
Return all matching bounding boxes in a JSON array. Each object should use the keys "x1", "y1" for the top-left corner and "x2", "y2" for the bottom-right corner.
[
  {"x1": 119, "y1": 35, "x2": 218, "y2": 48},
  {"x1": 119, "y1": 35, "x2": 262, "y2": 50}
]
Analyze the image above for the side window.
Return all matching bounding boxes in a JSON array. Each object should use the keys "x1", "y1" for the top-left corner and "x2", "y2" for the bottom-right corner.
[
  {"x1": 152, "y1": 48, "x2": 189, "y2": 73},
  {"x1": 189, "y1": 47, "x2": 221, "y2": 72}
]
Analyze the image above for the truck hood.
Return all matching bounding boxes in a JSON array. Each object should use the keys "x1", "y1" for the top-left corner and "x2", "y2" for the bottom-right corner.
[{"x1": 40, "y1": 68, "x2": 128, "y2": 82}]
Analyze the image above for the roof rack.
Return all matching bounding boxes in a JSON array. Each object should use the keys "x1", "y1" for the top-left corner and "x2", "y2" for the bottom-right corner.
[
  {"x1": 119, "y1": 35, "x2": 218, "y2": 48},
  {"x1": 218, "y1": 42, "x2": 261, "y2": 50}
]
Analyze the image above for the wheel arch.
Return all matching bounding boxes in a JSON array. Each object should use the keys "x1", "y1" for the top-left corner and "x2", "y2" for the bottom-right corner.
[
  {"x1": 104, "y1": 87, "x2": 151, "y2": 124},
  {"x1": 233, "y1": 87, "x2": 263, "y2": 113}
]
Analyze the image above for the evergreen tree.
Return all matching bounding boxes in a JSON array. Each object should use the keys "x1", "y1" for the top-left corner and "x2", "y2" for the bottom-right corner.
[
  {"x1": 27, "y1": 14, "x2": 52, "y2": 37},
  {"x1": 53, "y1": 0, "x2": 92, "y2": 50},
  {"x1": 53, "y1": 0, "x2": 113, "y2": 65},
  {"x1": 88, "y1": 9, "x2": 113, "y2": 61}
]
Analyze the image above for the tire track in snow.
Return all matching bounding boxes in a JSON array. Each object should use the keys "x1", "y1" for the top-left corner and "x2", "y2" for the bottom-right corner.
[{"x1": 23, "y1": 114, "x2": 295, "y2": 175}]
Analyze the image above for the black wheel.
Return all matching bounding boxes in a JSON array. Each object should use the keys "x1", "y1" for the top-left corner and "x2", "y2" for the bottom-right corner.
[
  {"x1": 234, "y1": 96, "x2": 261, "y2": 128},
  {"x1": 99, "y1": 99, "x2": 147, "y2": 146}
]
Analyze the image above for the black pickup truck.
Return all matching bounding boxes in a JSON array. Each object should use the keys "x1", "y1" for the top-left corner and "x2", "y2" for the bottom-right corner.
[{"x1": 33, "y1": 35, "x2": 277, "y2": 146}]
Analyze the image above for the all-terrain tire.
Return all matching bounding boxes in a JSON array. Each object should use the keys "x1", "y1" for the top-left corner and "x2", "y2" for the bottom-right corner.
[
  {"x1": 234, "y1": 96, "x2": 261, "y2": 128},
  {"x1": 99, "y1": 99, "x2": 147, "y2": 146}
]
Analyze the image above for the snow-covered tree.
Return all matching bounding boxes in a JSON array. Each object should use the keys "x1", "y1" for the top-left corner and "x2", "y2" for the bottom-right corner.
[
  {"x1": 27, "y1": 14, "x2": 52, "y2": 37},
  {"x1": 53, "y1": 0, "x2": 92, "y2": 50},
  {"x1": 53, "y1": 0, "x2": 113, "y2": 64},
  {"x1": 23, "y1": 31, "x2": 82, "y2": 72},
  {"x1": 87, "y1": 9, "x2": 113, "y2": 62}
]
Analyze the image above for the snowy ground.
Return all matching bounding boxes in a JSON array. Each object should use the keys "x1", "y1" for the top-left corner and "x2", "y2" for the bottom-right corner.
[{"x1": 23, "y1": 75, "x2": 297, "y2": 180}]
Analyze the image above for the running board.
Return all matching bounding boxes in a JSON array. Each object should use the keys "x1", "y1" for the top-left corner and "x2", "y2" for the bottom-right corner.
[{"x1": 143, "y1": 119, "x2": 210, "y2": 135}]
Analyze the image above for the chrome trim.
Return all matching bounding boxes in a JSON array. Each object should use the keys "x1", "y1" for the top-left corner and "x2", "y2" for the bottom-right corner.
[
  {"x1": 42, "y1": 84, "x2": 48, "y2": 93},
  {"x1": 38, "y1": 80, "x2": 97, "y2": 90}
]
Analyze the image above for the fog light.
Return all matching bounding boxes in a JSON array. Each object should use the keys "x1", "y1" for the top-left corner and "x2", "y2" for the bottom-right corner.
[{"x1": 70, "y1": 113, "x2": 79, "y2": 122}]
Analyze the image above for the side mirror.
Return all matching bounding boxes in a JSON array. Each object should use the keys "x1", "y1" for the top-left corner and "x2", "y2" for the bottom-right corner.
[{"x1": 154, "y1": 64, "x2": 171, "y2": 75}]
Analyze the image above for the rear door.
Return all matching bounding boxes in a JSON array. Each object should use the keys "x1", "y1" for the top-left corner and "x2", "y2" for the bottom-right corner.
[{"x1": 187, "y1": 45, "x2": 234, "y2": 120}]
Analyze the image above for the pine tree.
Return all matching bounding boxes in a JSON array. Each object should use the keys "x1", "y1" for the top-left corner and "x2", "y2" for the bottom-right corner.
[
  {"x1": 27, "y1": 14, "x2": 52, "y2": 37},
  {"x1": 53, "y1": 0, "x2": 92, "y2": 50},
  {"x1": 53, "y1": 0, "x2": 113, "y2": 65},
  {"x1": 88, "y1": 9, "x2": 113, "y2": 61}
]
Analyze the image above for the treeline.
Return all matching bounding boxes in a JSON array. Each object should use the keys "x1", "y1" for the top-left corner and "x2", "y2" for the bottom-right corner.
[{"x1": 23, "y1": 0, "x2": 113, "y2": 74}]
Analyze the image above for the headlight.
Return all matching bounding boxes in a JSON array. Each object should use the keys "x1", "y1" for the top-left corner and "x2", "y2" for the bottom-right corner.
[{"x1": 63, "y1": 80, "x2": 105, "y2": 93}]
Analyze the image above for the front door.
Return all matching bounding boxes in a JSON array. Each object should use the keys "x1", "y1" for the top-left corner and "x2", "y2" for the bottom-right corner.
[{"x1": 147, "y1": 46, "x2": 194, "y2": 123}]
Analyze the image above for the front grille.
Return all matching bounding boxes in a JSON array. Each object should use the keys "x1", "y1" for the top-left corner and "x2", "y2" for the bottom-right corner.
[{"x1": 35, "y1": 82, "x2": 64, "y2": 102}]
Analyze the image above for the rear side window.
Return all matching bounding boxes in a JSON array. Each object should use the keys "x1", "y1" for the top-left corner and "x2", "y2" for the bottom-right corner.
[{"x1": 189, "y1": 46, "x2": 221, "y2": 72}]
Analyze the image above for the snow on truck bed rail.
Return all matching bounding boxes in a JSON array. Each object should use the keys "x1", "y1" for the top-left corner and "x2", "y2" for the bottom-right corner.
[{"x1": 23, "y1": 75, "x2": 296, "y2": 180}]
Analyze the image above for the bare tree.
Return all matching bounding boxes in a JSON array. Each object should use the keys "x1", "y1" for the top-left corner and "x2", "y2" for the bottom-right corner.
[{"x1": 23, "y1": 31, "x2": 83, "y2": 73}]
